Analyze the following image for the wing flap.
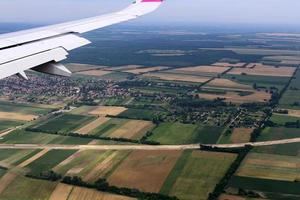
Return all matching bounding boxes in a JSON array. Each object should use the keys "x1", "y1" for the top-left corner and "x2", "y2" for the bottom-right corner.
[{"x1": 0, "y1": 48, "x2": 68, "y2": 79}]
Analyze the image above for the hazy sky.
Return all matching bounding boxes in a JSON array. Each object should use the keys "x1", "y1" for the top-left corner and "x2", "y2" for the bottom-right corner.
[{"x1": 1, "y1": 0, "x2": 300, "y2": 25}]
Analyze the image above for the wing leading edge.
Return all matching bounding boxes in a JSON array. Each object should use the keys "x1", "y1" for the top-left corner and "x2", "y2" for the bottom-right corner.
[{"x1": 0, "y1": 0, "x2": 163, "y2": 80}]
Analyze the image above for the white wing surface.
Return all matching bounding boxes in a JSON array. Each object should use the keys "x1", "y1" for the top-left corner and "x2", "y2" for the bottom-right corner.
[{"x1": 0, "y1": 0, "x2": 163, "y2": 79}]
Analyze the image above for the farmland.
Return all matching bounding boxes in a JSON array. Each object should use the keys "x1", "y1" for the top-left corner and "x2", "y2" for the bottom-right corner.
[
  {"x1": 161, "y1": 151, "x2": 237, "y2": 200},
  {"x1": 148, "y1": 122, "x2": 224, "y2": 144},
  {"x1": 1, "y1": 26, "x2": 300, "y2": 200},
  {"x1": 34, "y1": 114, "x2": 96, "y2": 134},
  {"x1": 108, "y1": 150, "x2": 182, "y2": 193}
]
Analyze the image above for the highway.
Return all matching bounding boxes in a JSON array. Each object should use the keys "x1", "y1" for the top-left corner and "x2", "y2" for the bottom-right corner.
[{"x1": 1, "y1": 137, "x2": 300, "y2": 150}]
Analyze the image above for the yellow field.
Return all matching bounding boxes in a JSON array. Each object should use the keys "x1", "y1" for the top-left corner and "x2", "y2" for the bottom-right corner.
[
  {"x1": 230, "y1": 128, "x2": 253, "y2": 143},
  {"x1": 212, "y1": 62, "x2": 246, "y2": 67},
  {"x1": 124, "y1": 66, "x2": 170, "y2": 74},
  {"x1": 76, "y1": 70, "x2": 111, "y2": 77},
  {"x1": 143, "y1": 72, "x2": 210, "y2": 83},
  {"x1": 199, "y1": 91, "x2": 271, "y2": 104},
  {"x1": 49, "y1": 183, "x2": 73, "y2": 200},
  {"x1": 207, "y1": 78, "x2": 252, "y2": 90},
  {"x1": 67, "y1": 186, "x2": 135, "y2": 200},
  {"x1": 236, "y1": 153, "x2": 300, "y2": 181},
  {"x1": 0, "y1": 173, "x2": 17, "y2": 194},
  {"x1": 88, "y1": 106, "x2": 127, "y2": 116},
  {"x1": 0, "y1": 111, "x2": 37, "y2": 121},
  {"x1": 108, "y1": 120, "x2": 154, "y2": 139},
  {"x1": 174, "y1": 65, "x2": 229, "y2": 73},
  {"x1": 75, "y1": 117, "x2": 110, "y2": 135},
  {"x1": 228, "y1": 63, "x2": 296, "y2": 77},
  {"x1": 108, "y1": 150, "x2": 182, "y2": 193}
]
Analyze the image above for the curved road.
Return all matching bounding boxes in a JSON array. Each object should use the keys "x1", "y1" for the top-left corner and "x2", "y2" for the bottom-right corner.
[{"x1": 0, "y1": 137, "x2": 300, "y2": 150}]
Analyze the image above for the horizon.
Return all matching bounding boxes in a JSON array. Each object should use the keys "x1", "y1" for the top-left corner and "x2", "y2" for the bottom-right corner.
[{"x1": 1, "y1": 0, "x2": 300, "y2": 26}]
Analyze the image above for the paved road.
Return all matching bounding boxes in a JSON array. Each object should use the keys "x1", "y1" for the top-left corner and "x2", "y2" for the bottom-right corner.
[
  {"x1": 0, "y1": 144, "x2": 200, "y2": 151},
  {"x1": 204, "y1": 137, "x2": 300, "y2": 149},
  {"x1": 1, "y1": 137, "x2": 300, "y2": 150}
]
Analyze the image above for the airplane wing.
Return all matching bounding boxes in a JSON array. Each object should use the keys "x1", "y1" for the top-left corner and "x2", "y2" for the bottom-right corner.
[{"x1": 0, "y1": 0, "x2": 163, "y2": 80}]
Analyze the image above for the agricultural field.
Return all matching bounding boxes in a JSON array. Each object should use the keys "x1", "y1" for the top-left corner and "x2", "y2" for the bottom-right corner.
[
  {"x1": 88, "y1": 106, "x2": 127, "y2": 116},
  {"x1": 117, "y1": 108, "x2": 166, "y2": 120},
  {"x1": 205, "y1": 78, "x2": 252, "y2": 90},
  {"x1": 143, "y1": 72, "x2": 211, "y2": 83},
  {"x1": 230, "y1": 128, "x2": 253, "y2": 143},
  {"x1": 90, "y1": 118, "x2": 154, "y2": 140},
  {"x1": 76, "y1": 69, "x2": 112, "y2": 77},
  {"x1": 49, "y1": 184, "x2": 136, "y2": 200},
  {"x1": 222, "y1": 74, "x2": 290, "y2": 91},
  {"x1": 161, "y1": 151, "x2": 237, "y2": 200},
  {"x1": 34, "y1": 114, "x2": 96, "y2": 133},
  {"x1": 270, "y1": 113, "x2": 300, "y2": 126},
  {"x1": 0, "y1": 120, "x2": 22, "y2": 132},
  {"x1": 236, "y1": 153, "x2": 300, "y2": 182},
  {"x1": 148, "y1": 122, "x2": 224, "y2": 144},
  {"x1": 0, "y1": 101, "x2": 55, "y2": 115},
  {"x1": 26, "y1": 150, "x2": 77, "y2": 176},
  {"x1": 253, "y1": 127, "x2": 300, "y2": 156},
  {"x1": 228, "y1": 63, "x2": 296, "y2": 77},
  {"x1": 124, "y1": 66, "x2": 170, "y2": 74},
  {"x1": 108, "y1": 150, "x2": 182, "y2": 193},
  {"x1": 172, "y1": 65, "x2": 230, "y2": 76},
  {"x1": 199, "y1": 90, "x2": 271, "y2": 104},
  {"x1": 0, "y1": 176, "x2": 57, "y2": 200},
  {"x1": 54, "y1": 150, "x2": 130, "y2": 182},
  {"x1": 66, "y1": 63, "x2": 105, "y2": 72}
]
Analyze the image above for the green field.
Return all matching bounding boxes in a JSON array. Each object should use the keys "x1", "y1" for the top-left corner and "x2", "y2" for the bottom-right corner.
[
  {"x1": 279, "y1": 69, "x2": 300, "y2": 109},
  {"x1": 161, "y1": 150, "x2": 237, "y2": 200},
  {"x1": 270, "y1": 114, "x2": 300, "y2": 125},
  {"x1": 118, "y1": 108, "x2": 165, "y2": 120},
  {"x1": 147, "y1": 122, "x2": 223, "y2": 144},
  {"x1": 228, "y1": 176, "x2": 300, "y2": 196},
  {"x1": 26, "y1": 150, "x2": 76, "y2": 175},
  {"x1": 0, "y1": 149, "x2": 41, "y2": 166},
  {"x1": 253, "y1": 127, "x2": 300, "y2": 156},
  {"x1": 0, "y1": 101, "x2": 54, "y2": 115},
  {"x1": 223, "y1": 74, "x2": 290, "y2": 91},
  {"x1": 0, "y1": 120, "x2": 23, "y2": 131},
  {"x1": 35, "y1": 114, "x2": 96, "y2": 133},
  {"x1": 0, "y1": 130, "x2": 59, "y2": 144},
  {"x1": 0, "y1": 176, "x2": 57, "y2": 200},
  {"x1": 89, "y1": 118, "x2": 129, "y2": 136}
]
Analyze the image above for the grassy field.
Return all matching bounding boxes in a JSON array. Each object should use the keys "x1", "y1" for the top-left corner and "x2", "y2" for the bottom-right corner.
[
  {"x1": 0, "y1": 149, "x2": 41, "y2": 167},
  {"x1": 223, "y1": 74, "x2": 290, "y2": 91},
  {"x1": 35, "y1": 114, "x2": 96, "y2": 133},
  {"x1": 0, "y1": 130, "x2": 59, "y2": 144},
  {"x1": 26, "y1": 150, "x2": 76, "y2": 175},
  {"x1": 0, "y1": 101, "x2": 54, "y2": 115},
  {"x1": 253, "y1": 127, "x2": 300, "y2": 156},
  {"x1": 0, "y1": 176, "x2": 57, "y2": 200},
  {"x1": 0, "y1": 120, "x2": 22, "y2": 131},
  {"x1": 236, "y1": 153, "x2": 300, "y2": 182},
  {"x1": 148, "y1": 123, "x2": 223, "y2": 144},
  {"x1": 118, "y1": 108, "x2": 165, "y2": 120},
  {"x1": 270, "y1": 114, "x2": 300, "y2": 125},
  {"x1": 161, "y1": 150, "x2": 237, "y2": 200},
  {"x1": 228, "y1": 176, "x2": 300, "y2": 196}
]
